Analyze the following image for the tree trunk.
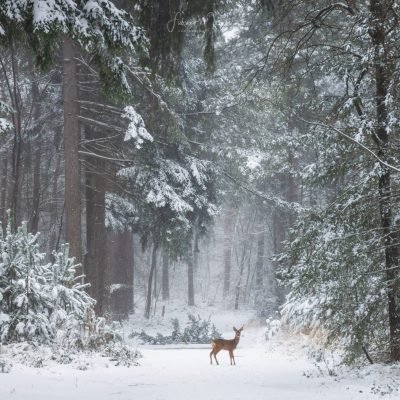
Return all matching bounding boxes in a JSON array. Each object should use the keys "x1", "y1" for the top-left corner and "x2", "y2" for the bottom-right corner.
[
  {"x1": 30, "y1": 138, "x2": 41, "y2": 234},
  {"x1": 8, "y1": 45, "x2": 22, "y2": 230},
  {"x1": 223, "y1": 208, "x2": 236, "y2": 298},
  {"x1": 0, "y1": 154, "x2": 8, "y2": 226},
  {"x1": 107, "y1": 230, "x2": 134, "y2": 319},
  {"x1": 287, "y1": 147, "x2": 299, "y2": 226},
  {"x1": 30, "y1": 76, "x2": 42, "y2": 234},
  {"x1": 62, "y1": 37, "x2": 82, "y2": 266},
  {"x1": 85, "y1": 126, "x2": 107, "y2": 315},
  {"x1": 234, "y1": 244, "x2": 247, "y2": 311},
  {"x1": 188, "y1": 248, "x2": 195, "y2": 307},
  {"x1": 255, "y1": 226, "x2": 265, "y2": 291},
  {"x1": 369, "y1": 0, "x2": 400, "y2": 361},
  {"x1": 272, "y1": 209, "x2": 286, "y2": 306},
  {"x1": 48, "y1": 149, "x2": 62, "y2": 255},
  {"x1": 193, "y1": 228, "x2": 200, "y2": 271},
  {"x1": 162, "y1": 248, "x2": 169, "y2": 301},
  {"x1": 145, "y1": 242, "x2": 158, "y2": 319}
]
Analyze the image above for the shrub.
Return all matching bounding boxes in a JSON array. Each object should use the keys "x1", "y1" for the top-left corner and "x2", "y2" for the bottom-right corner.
[{"x1": 130, "y1": 314, "x2": 221, "y2": 344}]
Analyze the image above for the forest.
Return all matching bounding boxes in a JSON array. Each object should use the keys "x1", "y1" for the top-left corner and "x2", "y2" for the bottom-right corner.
[{"x1": 1, "y1": 1, "x2": 400, "y2": 398}]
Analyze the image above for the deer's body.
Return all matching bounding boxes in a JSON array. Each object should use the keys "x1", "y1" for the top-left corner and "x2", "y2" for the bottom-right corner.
[{"x1": 210, "y1": 326, "x2": 243, "y2": 366}]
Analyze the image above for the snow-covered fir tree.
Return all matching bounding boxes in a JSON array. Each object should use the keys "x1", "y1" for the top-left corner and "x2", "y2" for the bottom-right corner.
[{"x1": 0, "y1": 215, "x2": 94, "y2": 343}]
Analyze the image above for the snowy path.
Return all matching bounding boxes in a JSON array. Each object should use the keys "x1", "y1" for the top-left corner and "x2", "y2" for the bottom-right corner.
[{"x1": 1, "y1": 333, "x2": 398, "y2": 400}]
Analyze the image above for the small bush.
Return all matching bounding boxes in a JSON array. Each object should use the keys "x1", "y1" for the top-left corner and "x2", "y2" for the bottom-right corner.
[
  {"x1": 265, "y1": 318, "x2": 281, "y2": 341},
  {"x1": 130, "y1": 314, "x2": 221, "y2": 345},
  {"x1": 0, "y1": 359, "x2": 12, "y2": 373},
  {"x1": 103, "y1": 342, "x2": 142, "y2": 367}
]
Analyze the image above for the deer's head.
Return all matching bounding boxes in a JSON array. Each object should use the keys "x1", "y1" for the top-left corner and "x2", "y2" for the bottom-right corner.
[{"x1": 233, "y1": 326, "x2": 244, "y2": 340}]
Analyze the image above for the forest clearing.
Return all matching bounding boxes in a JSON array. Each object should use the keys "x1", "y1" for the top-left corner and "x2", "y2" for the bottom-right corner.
[{"x1": 1, "y1": 310, "x2": 399, "y2": 400}]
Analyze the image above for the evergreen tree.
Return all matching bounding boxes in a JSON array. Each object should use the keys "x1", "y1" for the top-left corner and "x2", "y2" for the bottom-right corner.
[{"x1": 0, "y1": 215, "x2": 94, "y2": 343}]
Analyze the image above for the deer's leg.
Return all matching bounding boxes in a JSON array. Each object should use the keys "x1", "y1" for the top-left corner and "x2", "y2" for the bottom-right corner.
[
  {"x1": 210, "y1": 350, "x2": 214, "y2": 365},
  {"x1": 229, "y1": 350, "x2": 234, "y2": 365},
  {"x1": 213, "y1": 349, "x2": 220, "y2": 365},
  {"x1": 231, "y1": 351, "x2": 236, "y2": 366}
]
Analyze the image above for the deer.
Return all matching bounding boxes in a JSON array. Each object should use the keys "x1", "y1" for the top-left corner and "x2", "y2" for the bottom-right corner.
[{"x1": 210, "y1": 326, "x2": 243, "y2": 366}]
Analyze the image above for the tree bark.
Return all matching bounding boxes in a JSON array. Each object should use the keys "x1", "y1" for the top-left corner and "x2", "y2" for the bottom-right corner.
[
  {"x1": 162, "y1": 248, "x2": 169, "y2": 301},
  {"x1": 255, "y1": 226, "x2": 265, "y2": 291},
  {"x1": 272, "y1": 209, "x2": 286, "y2": 306},
  {"x1": 193, "y1": 228, "x2": 200, "y2": 271},
  {"x1": 107, "y1": 230, "x2": 134, "y2": 319},
  {"x1": 30, "y1": 75, "x2": 41, "y2": 234},
  {"x1": 188, "y1": 248, "x2": 195, "y2": 307},
  {"x1": 48, "y1": 148, "x2": 62, "y2": 255},
  {"x1": 62, "y1": 37, "x2": 82, "y2": 266},
  {"x1": 369, "y1": 0, "x2": 400, "y2": 361},
  {"x1": 223, "y1": 208, "x2": 236, "y2": 297},
  {"x1": 8, "y1": 45, "x2": 22, "y2": 230},
  {"x1": 0, "y1": 154, "x2": 8, "y2": 226},
  {"x1": 144, "y1": 242, "x2": 158, "y2": 319},
  {"x1": 85, "y1": 126, "x2": 107, "y2": 315}
]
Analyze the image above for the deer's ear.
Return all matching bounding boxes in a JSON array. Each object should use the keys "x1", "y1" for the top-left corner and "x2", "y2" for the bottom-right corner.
[{"x1": 233, "y1": 327, "x2": 237, "y2": 332}]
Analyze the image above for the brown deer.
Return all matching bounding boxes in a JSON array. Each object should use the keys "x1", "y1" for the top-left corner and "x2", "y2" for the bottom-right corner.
[{"x1": 210, "y1": 326, "x2": 243, "y2": 365}]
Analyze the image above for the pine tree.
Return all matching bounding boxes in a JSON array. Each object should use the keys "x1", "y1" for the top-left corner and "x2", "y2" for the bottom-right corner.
[{"x1": 0, "y1": 215, "x2": 94, "y2": 344}]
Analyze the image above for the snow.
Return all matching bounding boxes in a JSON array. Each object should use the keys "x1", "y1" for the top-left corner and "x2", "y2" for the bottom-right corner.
[
  {"x1": 1, "y1": 317, "x2": 399, "y2": 399},
  {"x1": 223, "y1": 27, "x2": 240, "y2": 42},
  {"x1": 123, "y1": 106, "x2": 153, "y2": 144},
  {"x1": 0, "y1": 118, "x2": 12, "y2": 133}
]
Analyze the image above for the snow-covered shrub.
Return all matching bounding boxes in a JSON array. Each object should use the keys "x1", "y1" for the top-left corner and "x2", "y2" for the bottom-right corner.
[
  {"x1": 103, "y1": 342, "x2": 142, "y2": 367},
  {"x1": 306, "y1": 347, "x2": 338, "y2": 377},
  {"x1": 87, "y1": 319, "x2": 122, "y2": 350},
  {"x1": 264, "y1": 318, "x2": 281, "y2": 341},
  {"x1": 7, "y1": 342, "x2": 47, "y2": 368},
  {"x1": 0, "y1": 359, "x2": 12, "y2": 373},
  {"x1": 0, "y1": 218, "x2": 140, "y2": 367},
  {"x1": 52, "y1": 317, "x2": 140, "y2": 366},
  {"x1": 0, "y1": 220, "x2": 53, "y2": 342},
  {"x1": 129, "y1": 314, "x2": 221, "y2": 344},
  {"x1": 181, "y1": 314, "x2": 221, "y2": 344},
  {"x1": 0, "y1": 216, "x2": 95, "y2": 344}
]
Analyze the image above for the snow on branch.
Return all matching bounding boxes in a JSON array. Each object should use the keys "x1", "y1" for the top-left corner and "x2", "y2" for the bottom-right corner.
[
  {"x1": 297, "y1": 117, "x2": 400, "y2": 173},
  {"x1": 0, "y1": 118, "x2": 12, "y2": 134},
  {"x1": 123, "y1": 106, "x2": 153, "y2": 146}
]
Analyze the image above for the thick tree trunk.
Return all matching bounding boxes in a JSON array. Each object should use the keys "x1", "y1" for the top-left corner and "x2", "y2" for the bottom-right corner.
[
  {"x1": 85, "y1": 126, "x2": 107, "y2": 315},
  {"x1": 62, "y1": 37, "x2": 82, "y2": 266},
  {"x1": 48, "y1": 150, "x2": 62, "y2": 254},
  {"x1": 107, "y1": 230, "x2": 134, "y2": 319},
  {"x1": 369, "y1": 0, "x2": 400, "y2": 361},
  {"x1": 8, "y1": 46, "x2": 22, "y2": 230},
  {"x1": 145, "y1": 242, "x2": 158, "y2": 319},
  {"x1": 193, "y1": 229, "x2": 200, "y2": 271}
]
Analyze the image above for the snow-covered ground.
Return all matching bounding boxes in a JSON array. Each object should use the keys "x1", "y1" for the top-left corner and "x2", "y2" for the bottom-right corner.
[{"x1": 1, "y1": 310, "x2": 399, "y2": 400}]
